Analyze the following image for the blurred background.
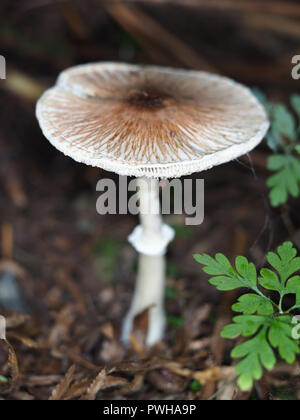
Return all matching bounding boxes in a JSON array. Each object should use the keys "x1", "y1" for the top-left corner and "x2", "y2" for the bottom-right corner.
[{"x1": 0, "y1": 0, "x2": 299, "y2": 400}]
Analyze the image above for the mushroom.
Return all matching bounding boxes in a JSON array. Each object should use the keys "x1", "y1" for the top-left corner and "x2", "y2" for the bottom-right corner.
[{"x1": 36, "y1": 63, "x2": 269, "y2": 346}]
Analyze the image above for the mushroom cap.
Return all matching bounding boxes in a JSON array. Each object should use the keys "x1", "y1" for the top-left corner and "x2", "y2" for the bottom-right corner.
[{"x1": 36, "y1": 62, "x2": 269, "y2": 178}]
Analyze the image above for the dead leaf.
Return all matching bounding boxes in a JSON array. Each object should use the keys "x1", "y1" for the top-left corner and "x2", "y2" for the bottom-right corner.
[
  {"x1": 112, "y1": 373, "x2": 144, "y2": 396},
  {"x1": 194, "y1": 366, "x2": 236, "y2": 384},
  {"x1": 83, "y1": 369, "x2": 106, "y2": 401},
  {"x1": 48, "y1": 305, "x2": 76, "y2": 347},
  {"x1": 129, "y1": 333, "x2": 147, "y2": 359},
  {"x1": 57, "y1": 270, "x2": 87, "y2": 315},
  {"x1": 83, "y1": 369, "x2": 128, "y2": 400},
  {"x1": 64, "y1": 377, "x2": 91, "y2": 400},
  {"x1": 147, "y1": 369, "x2": 188, "y2": 394},
  {"x1": 174, "y1": 304, "x2": 211, "y2": 355},
  {"x1": 7, "y1": 332, "x2": 40, "y2": 349},
  {"x1": 99, "y1": 339, "x2": 125, "y2": 364},
  {"x1": 99, "y1": 323, "x2": 115, "y2": 340},
  {"x1": 2, "y1": 312, "x2": 31, "y2": 329},
  {"x1": 0, "y1": 339, "x2": 19, "y2": 394},
  {"x1": 11, "y1": 391, "x2": 34, "y2": 400},
  {"x1": 26, "y1": 375, "x2": 62, "y2": 387},
  {"x1": 163, "y1": 363, "x2": 235, "y2": 386},
  {"x1": 49, "y1": 365, "x2": 76, "y2": 400},
  {"x1": 126, "y1": 307, "x2": 152, "y2": 350},
  {"x1": 63, "y1": 346, "x2": 100, "y2": 371}
]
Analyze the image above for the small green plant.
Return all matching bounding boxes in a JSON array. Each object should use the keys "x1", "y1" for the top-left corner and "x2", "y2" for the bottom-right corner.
[
  {"x1": 167, "y1": 315, "x2": 184, "y2": 328},
  {"x1": 93, "y1": 238, "x2": 123, "y2": 282},
  {"x1": 165, "y1": 285, "x2": 178, "y2": 301},
  {"x1": 257, "y1": 91, "x2": 300, "y2": 207},
  {"x1": 194, "y1": 241, "x2": 300, "y2": 391},
  {"x1": 189, "y1": 379, "x2": 202, "y2": 392},
  {"x1": 171, "y1": 223, "x2": 192, "y2": 240}
]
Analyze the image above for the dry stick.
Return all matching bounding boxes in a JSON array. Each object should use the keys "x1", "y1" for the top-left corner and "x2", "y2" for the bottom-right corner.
[
  {"x1": 1, "y1": 223, "x2": 13, "y2": 260},
  {"x1": 201, "y1": 227, "x2": 248, "y2": 400},
  {"x1": 105, "y1": 3, "x2": 167, "y2": 65},
  {"x1": 105, "y1": 2, "x2": 216, "y2": 72},
  {"x1": 5, "y1": 175, "x2": 28, "y2": 209},
  {"x1": 21, "y1": 0, "x2": 300, "y2": 18},
  {"x1": 105, "y1": 2, "x2": 297, "y2": 82},
  {"x1": 4, "y1": 70, "x2": 46, "y2": 102},
  {"x1": 244, "y1": 14, "x2": 300, "y2": 39},
  {"x1": 0, "y1": 136, "x2": 28, "y2": 209},
  {"x1": 60, "y1": 2, "x2": 90, "y2": 39},
  {"x1": 104, "y1": 0, "x2": 300, "y2": 18}
]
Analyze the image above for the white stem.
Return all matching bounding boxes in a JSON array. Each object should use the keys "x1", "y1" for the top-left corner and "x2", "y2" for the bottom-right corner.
[{"x1": 122, "y1": 177, "x2": 174, "y2": 346}]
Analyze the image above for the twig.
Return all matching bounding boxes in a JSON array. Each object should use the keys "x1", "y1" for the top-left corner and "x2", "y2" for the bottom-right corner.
[
  {"x1": 0, "y1": 136, "x2": 28, "y2": 209},
  {"x1": 5, "y1": 175, "x2": 28, "y2": 209},
  {"x1": 244, "y1": 14, "x2": 300, "y2": 40},
  {"x1": 60, "y1": 2, "x2": 90, "y2": 39},
  {"x1": 19, "y1": 0, "x2": 300, "y2": 18},
  {"x1": 105, "y1": 2, "x2": 217, "y2": 71},
  {"x1": 1, "y1": 223, "x2": 13, "y2": 260},
  {"x1": 105, "y1": 0, "x2": 300, "y2": 18},
  {"x1": 4, "y1": 70, "x2": 46, "y2": 102}
]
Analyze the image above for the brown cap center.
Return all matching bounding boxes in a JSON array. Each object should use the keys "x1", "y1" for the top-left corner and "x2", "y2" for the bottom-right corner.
[{"x1": 126, "y1": 88, "x2": 169, "y2": 109}]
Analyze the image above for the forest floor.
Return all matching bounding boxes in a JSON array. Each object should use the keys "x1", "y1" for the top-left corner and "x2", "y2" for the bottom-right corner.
[{"x1": 0, "y1": 0, "x2": 299, "y2": 400}]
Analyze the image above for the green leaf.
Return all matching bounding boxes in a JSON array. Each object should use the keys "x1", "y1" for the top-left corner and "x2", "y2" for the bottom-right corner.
[
  {"x1": 259, "y1": 268, "x2": 281, "y2": 292},
  {"x1": 221, "y1": 323, "x2": 243, "y2": 339},
  {"x1": 232, "y1": 294, "x2": 274, "y2": 315},
  {"x1": 272, "y1": 104, "x2": 297, "y2": 141},
  {"x1": 224, "y1": 313, "x2": 299, "y2": 391},
  {"x1": 291, "y1": 94, "x2": 300, "y2": 120},
  {"x1": 235, "y1": 257, "x2": 257, "y2": 288},
  {"x1": 296, "y1": 145, "x2": 300, "y2": 155},
  {"x1": 268, "y1": 155, "x2": 288, "y2": 171},
  {"x1": 266, "y1": 131, "x2": 283, "y2": 152},
  {"x1": 208, "y1": 276, "x2": 243, "y2": 291},
  {"x1": 267, "y1": 155, "x2": 300, "y2": 207},
  {"x1": 221, "y1": 315, "x2": 266, "y2": 338},
  {"x1": 194, "y1": 253, "x2": 258, "y2": 292},
  {"x1": 235, "y1": 353, "x2": 262, "y2": 391},
  {"x1": 193, "y1": 253, "x2": 232, "y2": 276},
  {"x1": 266, "y1": 242, "x2": 300, "y2": 286},
  {"x1": 290, "y1": 155, "x2": 300, "y2": 182},
  {"x1": 232, "y1": 329, "x2": 276, "y2": 391},
  {"x1": 285, "y1": 276, "x2": 300, "y2": 305},
  {"x1": 195, "y1": 241, "x2": 300, "y2": 393},
  {"x1": 269, "y1": 317, "x2": 300, "y2": 364}
]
